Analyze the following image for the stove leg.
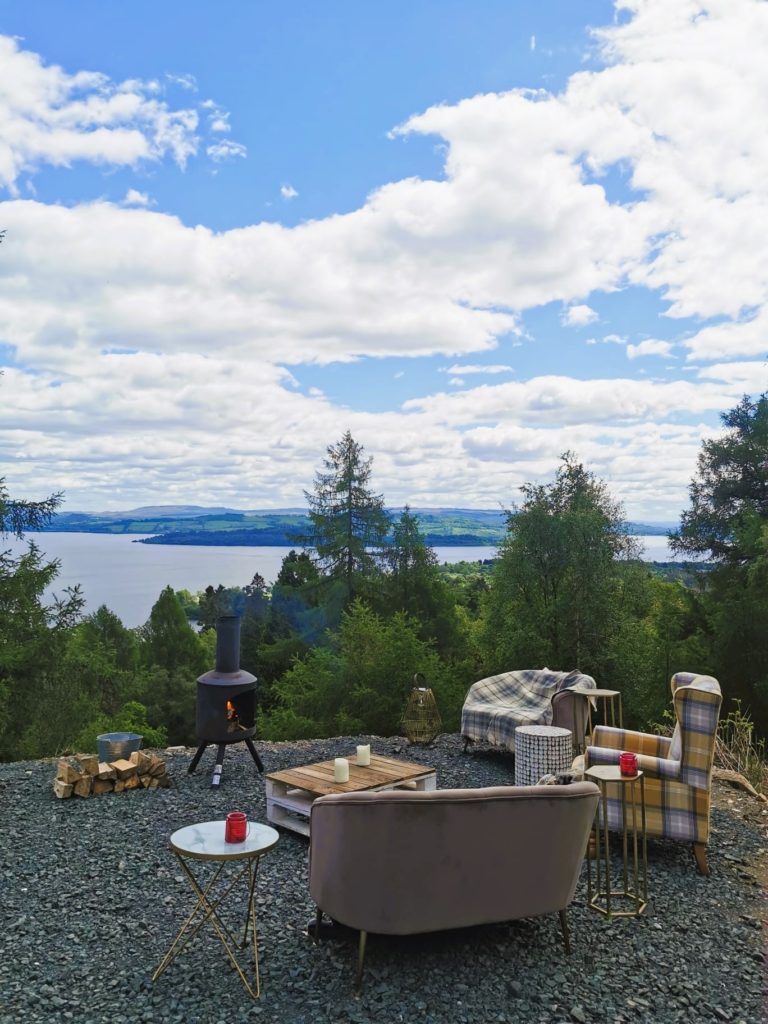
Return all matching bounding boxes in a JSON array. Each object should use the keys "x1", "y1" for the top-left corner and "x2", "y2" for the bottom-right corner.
[
  {"x1": 211, "y1": 743, "x2": 227, "y2": 787},
  {"x1": 244, "y1": 737, "x2": 265, "y2": 773},
  {"x1": 187, "y1": 743, "x2": 207, "y2": 774}
]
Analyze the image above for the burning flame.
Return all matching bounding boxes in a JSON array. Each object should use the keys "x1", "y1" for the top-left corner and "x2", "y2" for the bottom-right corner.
[{"x1": 226, "y1": 701, "x2": 236, "y2": 721}]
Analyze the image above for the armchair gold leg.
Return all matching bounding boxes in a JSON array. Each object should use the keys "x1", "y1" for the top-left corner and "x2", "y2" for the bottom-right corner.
[
  {"x1": 692, "y1": 842, "x2": 710, "y2": 876},
  {"x1": 355, "y1": 930, "x2": 367, "y2": 992},
  {"x1": 558, "y1": 909, "x2": 571, "y2": 955}
]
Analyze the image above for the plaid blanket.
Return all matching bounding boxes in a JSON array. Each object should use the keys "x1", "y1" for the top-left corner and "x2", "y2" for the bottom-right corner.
[{"x1": 461, "y1": 668, "x2": 596, "y2": 752}]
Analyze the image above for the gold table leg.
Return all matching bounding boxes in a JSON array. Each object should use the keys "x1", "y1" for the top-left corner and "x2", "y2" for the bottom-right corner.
[
  {"x1": 153, "y1": 852, "x2": 264, "y2": 999},
  {"x1": 587, "y1": 774, "x2": 648, "y2": 919}
]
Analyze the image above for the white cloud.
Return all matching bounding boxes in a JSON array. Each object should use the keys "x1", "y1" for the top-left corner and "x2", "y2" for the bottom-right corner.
[
  {"x1": 587, "y1": 334, "x2": 626, "y2": 346},
  {"x1": 280, "y1": 183, "x2": 299, "y2": 200},
  {"x1": 697, "y1": 360, "x2": 767, "y2": 386},
  {"x1": 166, "y1": 73, "x2": 197, "y2": 91},
  {"x1": 0, "y1": 35, "x2": 199, "y2": 191},
  {"x1": 402, "y1": 374, "x2": 763, "y2": 427},
  {"x1": 562, "y1": 304, "x2": 598, "y2": 327},
  {"x1": 207, "y1": 139, "x2": 247, "y2": 162},
  {"x1": 627, "y1": 339, "x2": 673, "y2": 359},
  {"x1": 442, "y1": 364, "x2": 514, "y2": 375},
  {"x1": 121, "y1": 188, "x2": 152, "y2": 207},
  {"x1": 530, "y1": 35, "x2": 536, "y2": 52},
  {"x1": 203, "y1": 103, "x2": 231, "y2": 133},
  {"x1": 684, "y1": 311, "x2": 768, "y2": 361}
]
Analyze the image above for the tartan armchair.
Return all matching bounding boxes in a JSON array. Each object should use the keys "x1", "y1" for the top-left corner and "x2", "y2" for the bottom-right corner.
[{"x1": 584, "y1": 672, "x2": 722, "y2": 875}]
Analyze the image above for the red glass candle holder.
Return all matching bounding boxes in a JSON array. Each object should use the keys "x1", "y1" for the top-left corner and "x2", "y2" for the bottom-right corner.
[
  {"x1": 619, "y1": 751, "x2": 638, "y2": 777},
  {"x1": 225, "y1": 811, "x2": 248, "y2": 843}
]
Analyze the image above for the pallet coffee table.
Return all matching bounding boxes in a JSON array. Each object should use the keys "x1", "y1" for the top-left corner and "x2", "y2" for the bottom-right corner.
[{"x1": 266, "y1": 753, "x2": 437, "y2": 836}]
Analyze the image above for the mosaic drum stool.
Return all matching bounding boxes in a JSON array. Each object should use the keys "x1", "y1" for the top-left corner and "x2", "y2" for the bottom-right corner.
[{"x1": 514, "y1": 725, "x2": 573, "y2": 786}]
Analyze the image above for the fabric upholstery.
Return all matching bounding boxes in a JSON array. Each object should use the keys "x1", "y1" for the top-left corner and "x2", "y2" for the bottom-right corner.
[
  {"x1": 584, "y1": 673, "x2": 721, "y2": 845},
  {"x1": 308, "y1": 783, "x2": 599, "y2": 936},
  {"x1": 461, "y1": 668, "x2": 595, "y2": 753}
]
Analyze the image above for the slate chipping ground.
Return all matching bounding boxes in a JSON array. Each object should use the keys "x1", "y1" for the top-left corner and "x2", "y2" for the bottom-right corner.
[{"x1": 0, "y1": 734, "x2": 765, "y2": 1024}]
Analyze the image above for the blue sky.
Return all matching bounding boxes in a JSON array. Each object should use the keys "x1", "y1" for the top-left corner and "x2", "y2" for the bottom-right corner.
[{"x1": 0, "y1": 0, "x2": 765, "y2": 519}]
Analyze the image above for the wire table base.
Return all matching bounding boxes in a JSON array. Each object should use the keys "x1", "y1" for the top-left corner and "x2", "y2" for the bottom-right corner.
[{"x1": 152, "y1": 820, "x2": 279, "y2": 999}]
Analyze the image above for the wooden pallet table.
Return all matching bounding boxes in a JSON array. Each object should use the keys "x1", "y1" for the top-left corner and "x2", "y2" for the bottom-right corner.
[{"x1": 265, "y1": 753, "x2": 437, "y2": 837}]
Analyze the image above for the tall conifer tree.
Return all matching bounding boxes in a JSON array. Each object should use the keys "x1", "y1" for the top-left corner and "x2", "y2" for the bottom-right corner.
[{"x1": 301, "y1": 431, "x2": 389, "y2": 605}]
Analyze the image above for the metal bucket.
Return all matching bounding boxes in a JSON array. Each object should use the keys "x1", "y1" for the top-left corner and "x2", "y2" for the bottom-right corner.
[{"x1": 96, "y1": 732, "x2": 143, "y2": 762}]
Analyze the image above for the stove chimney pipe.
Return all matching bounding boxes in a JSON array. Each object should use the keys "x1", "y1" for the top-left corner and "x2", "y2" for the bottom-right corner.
[{"x1": 215, "y1": 615, "x2": 241, "y2": 674}]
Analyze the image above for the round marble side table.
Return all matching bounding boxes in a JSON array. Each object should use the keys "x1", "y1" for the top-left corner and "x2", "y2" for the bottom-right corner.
[{"x1": 152, "y1": 819, "x2": 279, "y2": 999}]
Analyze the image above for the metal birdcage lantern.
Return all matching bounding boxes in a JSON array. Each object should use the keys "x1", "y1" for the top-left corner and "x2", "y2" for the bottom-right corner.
[{"x1": 400, "y1": 673, "x2": 442, "y2": 744}]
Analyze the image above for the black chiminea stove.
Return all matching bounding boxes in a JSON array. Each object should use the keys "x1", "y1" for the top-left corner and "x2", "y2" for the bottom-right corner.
[{"x1": 188, "y1": 615, "x2": 264, "y2": 786}]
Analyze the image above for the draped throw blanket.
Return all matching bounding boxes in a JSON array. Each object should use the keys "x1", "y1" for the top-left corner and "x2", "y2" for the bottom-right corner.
[{"x1": 461, "y1": 669, "x2": 596, "y2": 753}]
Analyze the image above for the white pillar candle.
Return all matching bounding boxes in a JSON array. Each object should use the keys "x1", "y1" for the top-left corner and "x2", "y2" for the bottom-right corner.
[
  {"x1": 356, "y1": 744, "x2": 371, "y2": 766},
  {"x1": 333, "y1": 757, "x2": 349, "y2": 783}
]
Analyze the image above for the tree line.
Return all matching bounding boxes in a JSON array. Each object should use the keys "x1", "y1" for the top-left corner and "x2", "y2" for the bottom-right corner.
[{"x1": 1, "y1": 397, "x2": 767, "y2": 762}]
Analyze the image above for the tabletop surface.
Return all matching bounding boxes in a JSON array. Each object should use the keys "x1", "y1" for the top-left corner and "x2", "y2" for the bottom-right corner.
[
  {"x1": 170, "y1": 820, "x2": 280, "y2": 860},
  {"x1": 266, "y1": 752, "x2": 436, "y2": 797},
  {"x1": 572, "y1": 686, "x2": 621, "y2": 697},
  {"x1": 586, "y1": 765, "x2": 644, "y2": 783}
]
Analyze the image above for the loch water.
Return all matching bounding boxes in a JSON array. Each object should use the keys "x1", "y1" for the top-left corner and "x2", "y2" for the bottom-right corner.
[{"x1": 6, "y1": 532, "x2": 679, "y2": 628}]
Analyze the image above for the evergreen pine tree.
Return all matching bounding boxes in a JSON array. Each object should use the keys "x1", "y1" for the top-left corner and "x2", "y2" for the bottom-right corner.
[{"x1": 300, "y1": 431, "x2": 389, "y2": 606}]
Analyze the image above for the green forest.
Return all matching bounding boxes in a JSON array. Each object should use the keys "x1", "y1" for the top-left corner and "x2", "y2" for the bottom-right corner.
[{"x1": 1, "y1": 394, "x2": 767, "y2": 762}]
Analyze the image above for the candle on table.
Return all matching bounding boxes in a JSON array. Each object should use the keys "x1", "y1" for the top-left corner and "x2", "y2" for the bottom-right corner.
[
  {"x1": 356, "y1": 744, "x2": 371, "y2": 766},
  {"x1": 333, "y1": 757, "x2": 349, "y2": 783}
]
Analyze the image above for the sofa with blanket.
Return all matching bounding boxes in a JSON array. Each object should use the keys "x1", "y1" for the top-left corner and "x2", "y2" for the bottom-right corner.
[{"x1": 461, "y1": 668, "x2": 595, "y2": 754}]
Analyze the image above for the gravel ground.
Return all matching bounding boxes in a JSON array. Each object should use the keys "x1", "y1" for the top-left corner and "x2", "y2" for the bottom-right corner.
[{"x1": 0, "y1": 734, "x2": 765, "y2": 1024}]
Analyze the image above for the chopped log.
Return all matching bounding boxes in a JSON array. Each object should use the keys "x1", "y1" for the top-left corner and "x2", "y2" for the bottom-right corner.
[
  {"x1": 110, "y1": 759, "x2": 137, "y2": 780},
  {"x1": 147, "y1": 777, "x2": 159, "y2": 789},
  {"x1": 56, "y1": 757, "x2": 85, "y2": 785},
  {"x1": 96, "y1": 762, "x2": 117, "y2": 781},
  {"x1": 129, "y1": 750, "x2": 153, "y2": 775},
  {"x1": 73, "y1": 775, "x2": 93, "y2": 798},
  {"x1": 123, "y1": 774, "x2": 140, "y2": 791},
  {"x1": 75, "y1": 753, "x2": 99, "y2": 776},
  {"x1": 156, "y1": 773, "x2": 172, "y2": 789},
  {"x1": 149, "y1": 757, "x2": 167, "y2": 778},
  {"x1": 53, "y1": 779, "x2": 74, "y2": 799},
  {"x1": 166, "y1": 745, "x2": 186, "y2": 753},
  {"x1": 92, "y1": 779, "x2": 114, "y2": 795},
  {"x1": 113, "y1": 779, "x2": 127, "y2": 794},
  {"x1": 139, "y1": 775, "x2": 153, "y2": 788}
]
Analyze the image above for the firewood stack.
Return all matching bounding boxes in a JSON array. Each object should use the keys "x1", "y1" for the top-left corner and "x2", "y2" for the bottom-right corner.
[{"x1": 53, "y1": 750, "x2": 172, "y2": 798}]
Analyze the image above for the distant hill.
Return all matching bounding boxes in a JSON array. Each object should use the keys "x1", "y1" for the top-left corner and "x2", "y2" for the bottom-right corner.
[{"x1": 41, "y1": 505, "x2": 675, "y2": 547}]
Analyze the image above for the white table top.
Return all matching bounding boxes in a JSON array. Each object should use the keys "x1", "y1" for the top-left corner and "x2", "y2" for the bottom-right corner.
[
  {"x1": 586, "y1": 765, "x2": 644, "y2": 784},
  {"x1": 170, "y1": 820, "x2": 279, "y2": 861},
  {"x1": 572, "y1": 686, "x2": 620, "y2": 697}
]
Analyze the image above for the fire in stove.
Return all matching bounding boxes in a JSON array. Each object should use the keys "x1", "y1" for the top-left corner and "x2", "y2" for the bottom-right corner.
[{"x1": 226, "y1": 700, "x2": 240, "y2": 731}]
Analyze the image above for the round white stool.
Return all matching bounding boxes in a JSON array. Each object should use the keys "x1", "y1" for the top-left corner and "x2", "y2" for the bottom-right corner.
[{"x1": 514, "y1": 725, "x2": 573, "y2": 786}]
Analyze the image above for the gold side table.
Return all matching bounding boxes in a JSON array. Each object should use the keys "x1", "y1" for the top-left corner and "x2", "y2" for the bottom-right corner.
[
  {"x1": 573, "y1": 687, "x2": 623, "y2": 742},
  {"x1": 585, "y1": 765, "x2": 648, "y2": 919},
  {"x1": 153, "y1": 820, "x2": 279, "y2": 998}
]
